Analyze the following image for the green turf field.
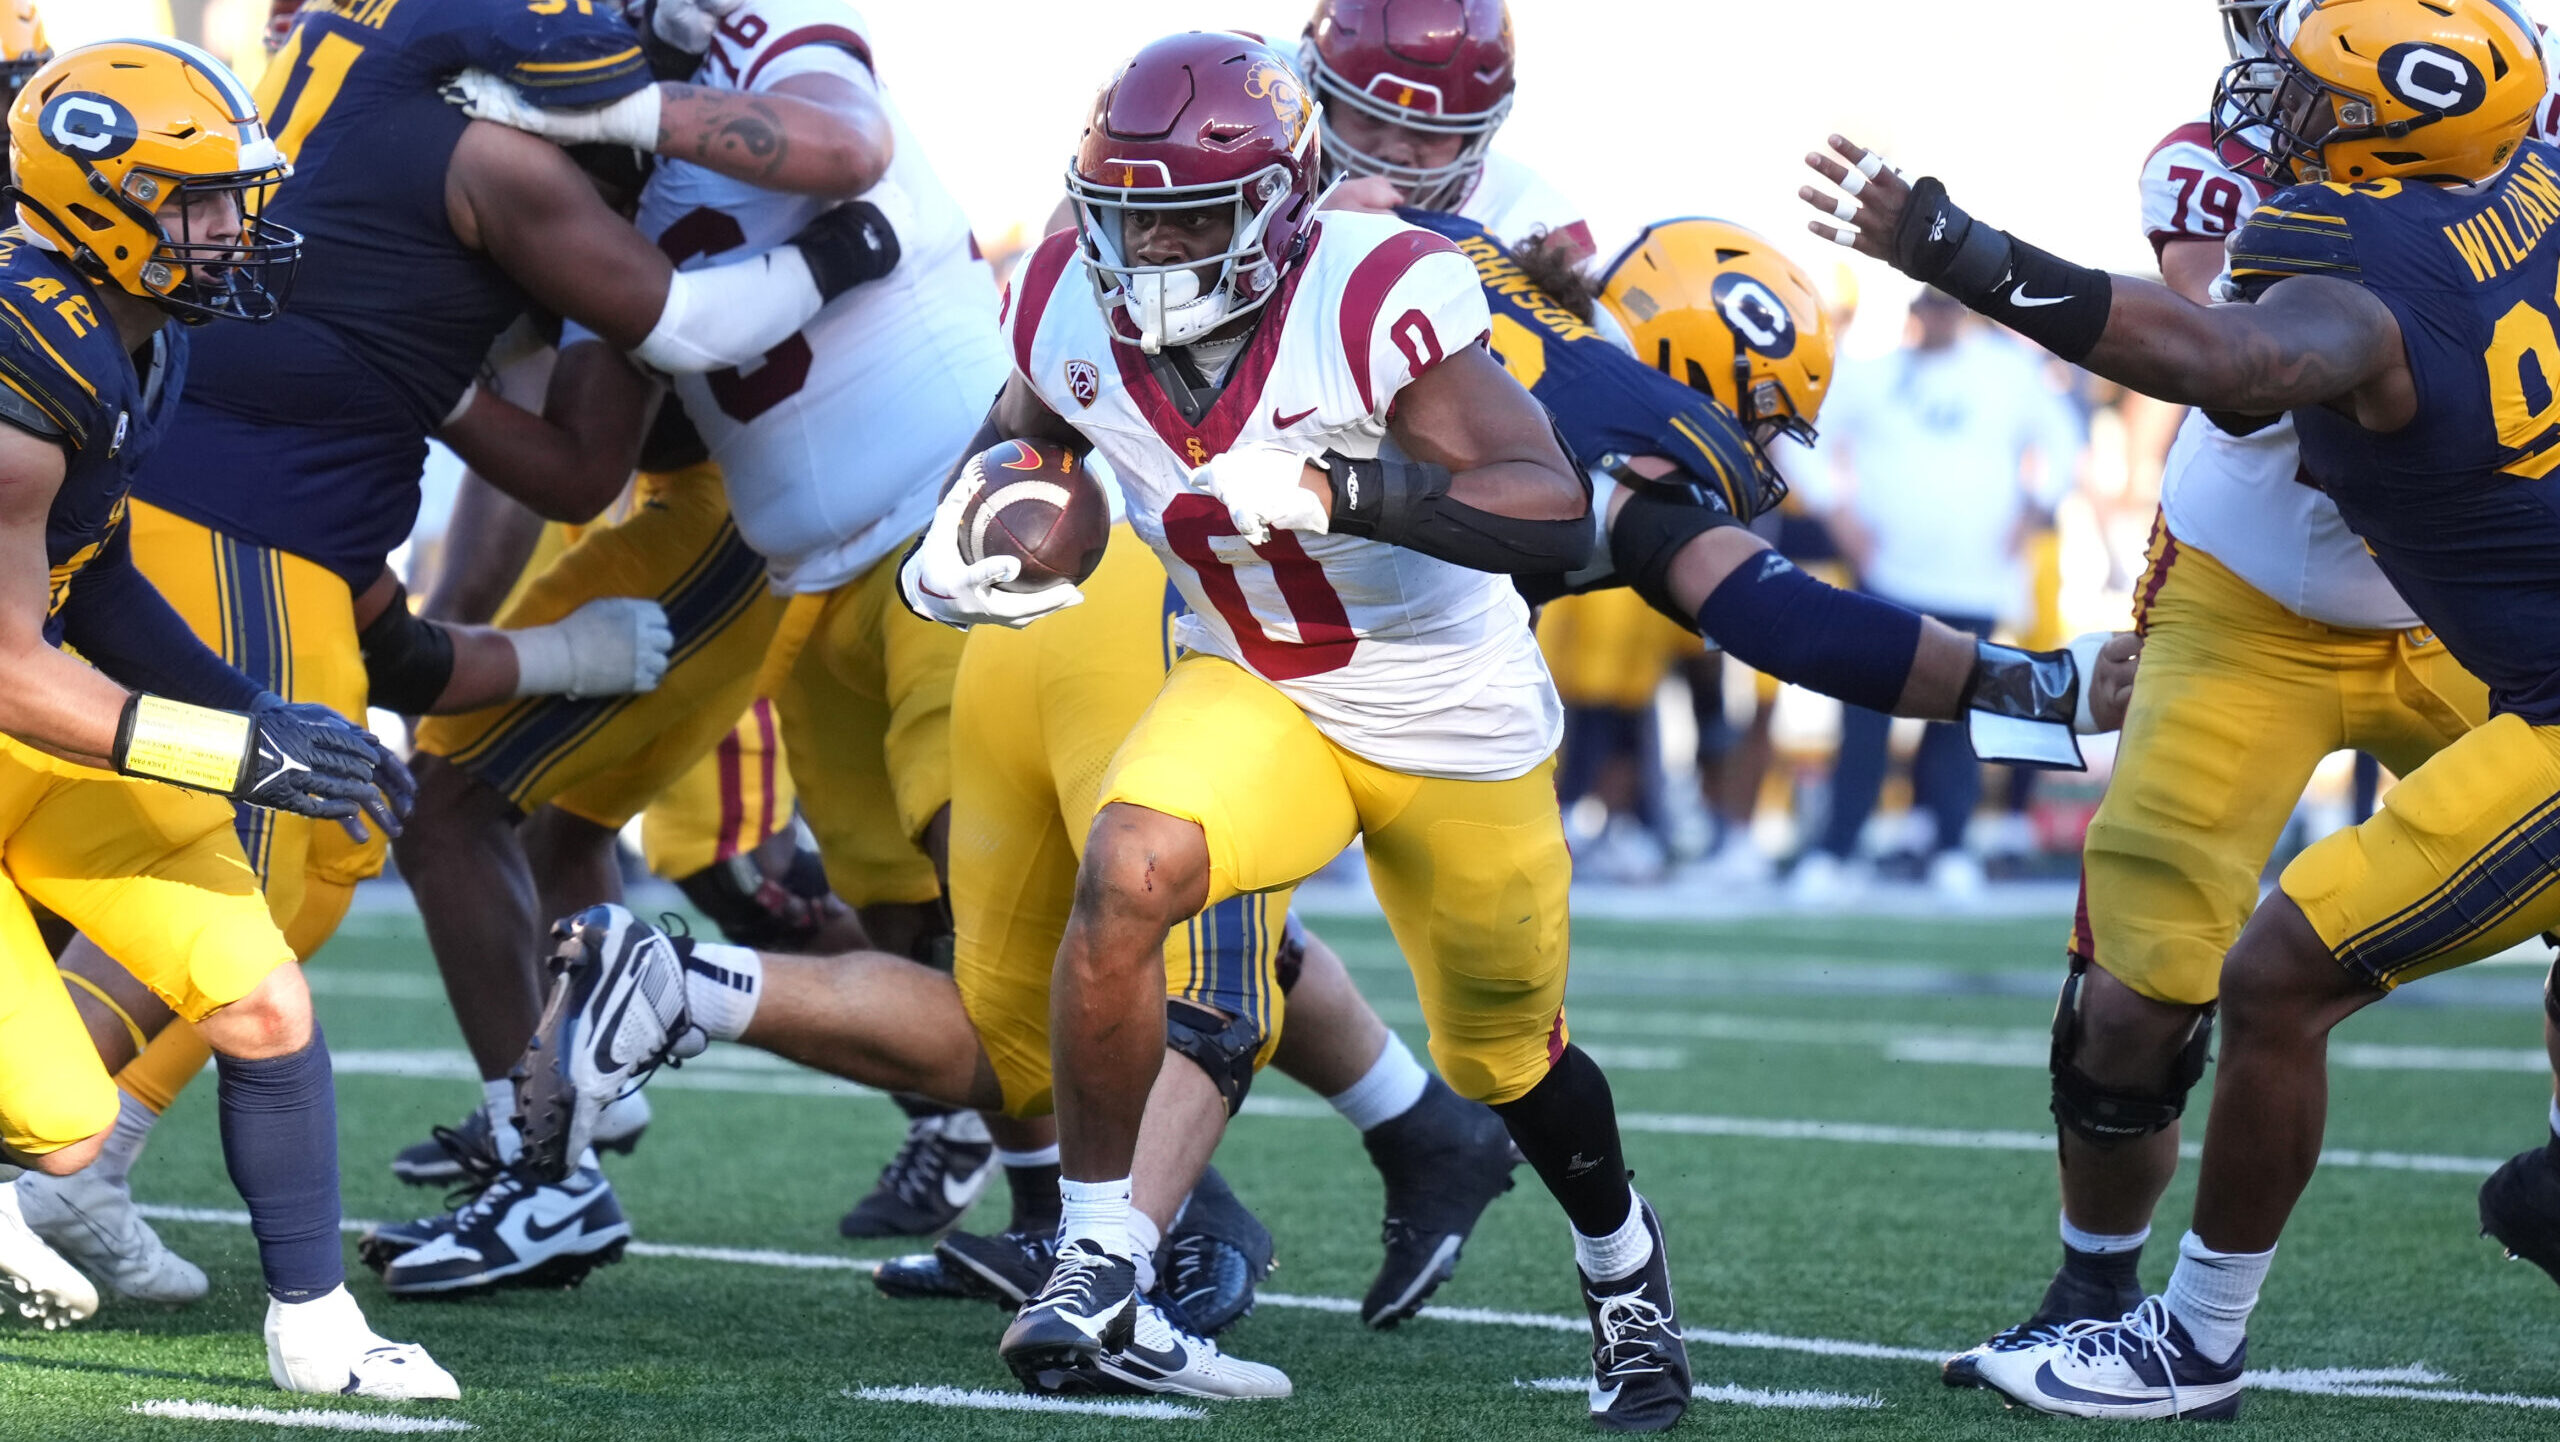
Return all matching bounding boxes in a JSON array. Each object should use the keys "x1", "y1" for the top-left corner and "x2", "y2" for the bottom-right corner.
[{"x1": 5, "y1": 901, "x2": 2557, "y2": 1440}]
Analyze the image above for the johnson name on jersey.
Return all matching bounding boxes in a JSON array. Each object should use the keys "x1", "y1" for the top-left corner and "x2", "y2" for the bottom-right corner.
[
  {"x1": 1007, "y1": 210, "x2": 1562, "y2": 781},
  {"x1": 636, "y1": 0, "x2": 1009, "y2": 594}
]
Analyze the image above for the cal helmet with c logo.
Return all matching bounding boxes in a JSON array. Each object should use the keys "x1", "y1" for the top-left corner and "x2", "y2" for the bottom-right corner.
[
  {"x1": 2215, "y1": 0, "x2": 2546, "y2": 184},
  {"x1": 1598, "y1": 218, "x2": 1834, "y2": 456},
  {"x1": 8, "y1": 38, "x2": 301, "y2": 323}
]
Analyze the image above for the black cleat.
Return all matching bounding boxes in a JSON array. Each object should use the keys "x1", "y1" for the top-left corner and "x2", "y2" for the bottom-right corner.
[
  {"x1": 517, "y1": 905, "x2": 700, "y2": 1184},
  {"x1": 838, "y1": 1112, "x2": 996, "y2": 1239},
  {"x1": 2481, "y1": 1142, "x2": 2560, "y2": 1287},
  {"x1": 391, "y1": 1093, "x2": 651, "y2": 1189},
  {"x1": 1000, "y1": 1239, "x2": 1140, "y2": 1393},
  {"x1": 935, "y1": 1227, "x2": 1060, "y2": 1307},
  {"x1": 873, "y1": 1248, "x2": 998, "y2": 1302},
  {"x1": 376, "y1": 1160, "x2": 630, "y2": 1298},
  {"x1": 1158, "y1": 1166, "x2": 1274, "y2": 1338},
  {"x1": 1581, "y1": 1196, "x2": 1689, "y2": 1434},
  {"x1": 1361, "y1": 1075, "x2": 1518, "y2": 1328},
  {"x1": 1942, "y1": 1255, "x2": 2146, "y2": 1388}
]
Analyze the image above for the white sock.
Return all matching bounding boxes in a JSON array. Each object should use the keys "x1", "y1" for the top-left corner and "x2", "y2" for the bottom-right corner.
[
  {"x1": 2060, "y1": 1214, "x2": 2150, "y2": 1256},
  {"x1": 1058, "y1": 1177, "x2": 1137, "y2": 1257},
  {"x1": 682, "y1": 941, "x2": 764, "y2": 1041},
  {"x1": 1327, "y1": 1034, "x2": 1430, "y2": 1133},
  {"x1": 95, "y1": 1091, "x2": 160, "y2": 1190},
  {"x1": 1128, "y1": 1209, "x2": 1163, "y2": 1294},
  {"x1": 482, "y1": 1078, "x2": 524, "y2": 1165},
  {"x1": 2162, "y1": 1230, "x2": 2272, "y2": 1365},
  {"x1": 996, "y1": 1144, "x2": 1061, "y2": 1171},
  {"x1": 1573, "y1": 1194, "x2": 1654, "y2": 1282}
]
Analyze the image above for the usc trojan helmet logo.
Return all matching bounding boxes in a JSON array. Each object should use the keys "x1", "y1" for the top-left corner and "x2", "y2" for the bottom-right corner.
[{"x1": 1243, "y1": 58, "x2": 1308, "y2": 141}]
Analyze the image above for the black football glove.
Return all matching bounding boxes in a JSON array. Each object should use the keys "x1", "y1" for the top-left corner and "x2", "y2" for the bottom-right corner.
[
  {"x1": 244, "y1": 695, "x2": 416, "y2": 840},
  {"x1": 790, "y1": 200, "x2": 901, "y2": 303}
]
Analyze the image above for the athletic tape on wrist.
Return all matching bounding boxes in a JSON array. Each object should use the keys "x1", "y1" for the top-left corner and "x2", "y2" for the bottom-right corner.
[{"x1": 115, "y1": 694, "x2": 251, "y2": 792}]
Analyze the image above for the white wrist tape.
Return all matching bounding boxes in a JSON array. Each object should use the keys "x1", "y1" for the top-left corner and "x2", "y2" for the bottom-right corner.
[
  {"x1": 592, "y1": 84, "x2": 662, "y2": 151},
  {"x1": 511, "y1": 598, "x2": 672, "y2": 699},
  {"x1": 2067, "y1": 630, "x2": 2112, "y2": 734},
  {"x1": 633, "y1": 248, "x2": 825, "y2": 374}
]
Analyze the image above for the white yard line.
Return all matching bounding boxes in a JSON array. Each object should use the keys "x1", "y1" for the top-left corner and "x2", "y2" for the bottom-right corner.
[
  {"x1": 843, "y1": 1385, "x2": 1203, "y2": 1420},
  {"x1": 129, "y1": 1401, "x2": 471, "y2": 1433},
  {"x1": 1518, "y1": 1376, "x2": 1883, "y2": 1409},
  {"x1": 132, "y1": 1208, "x2": 2560, "y2": 1416}
]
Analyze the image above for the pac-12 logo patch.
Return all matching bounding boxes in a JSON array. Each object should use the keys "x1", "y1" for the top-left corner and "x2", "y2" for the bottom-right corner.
[
  {"x1": 40, "y1": 93, "x2": 138, "y2": 161},
  {"x1": 1064, "y1": 358, "x2": 1100, "y2": 408}
]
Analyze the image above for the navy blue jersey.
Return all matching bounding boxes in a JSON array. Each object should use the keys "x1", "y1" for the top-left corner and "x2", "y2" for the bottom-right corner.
[
  {"x1": 2231, "y1": 140, "x2": 2560, "y2": 722},
  {"x1": 131, "y1": 0, "x2": 650, "y2": 588},
  {"x1": 0, "y1": 236, "x2": 190, "y2": 643},
  {"x1": 1401, "y1": 208, "x2": 1768, "y2": 515}
]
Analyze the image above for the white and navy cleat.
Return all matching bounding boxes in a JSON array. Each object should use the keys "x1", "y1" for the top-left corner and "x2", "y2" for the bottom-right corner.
[
  {"x1": 516, "y1": 905, "x2": 700, "y2": 1182},
  {"x1": 266, "y1": 1284, "x2": 459, "y2": 1400},
  {"x1": 1972, "y1": 1296, "x2": 2246, "y2": 1421}
]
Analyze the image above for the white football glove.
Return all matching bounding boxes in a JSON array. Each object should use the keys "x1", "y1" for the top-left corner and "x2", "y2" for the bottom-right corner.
[
  {"x1": 1189, "y1": 444, "x2": 1327, "y2": 545},
  {"x1": 441, "y1": 68, "x2": 662, "y2": 152},
  {"x1": 509, "y1": 597, "x2": 674, "y2": 700},
  {"x1": 649, "y1": 0, "x2": 749, "y2": 54},
  {"x1": 899, "y1": 477, "x2": 1086, "y2": 629}
]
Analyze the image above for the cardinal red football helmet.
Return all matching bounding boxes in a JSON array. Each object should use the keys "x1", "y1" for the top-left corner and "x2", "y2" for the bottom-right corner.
[
  {"x1": 1301, "y1": 0, "x2": 1515, "y2": 209},
  {"x1": 1066, "y1": 31, "x2": 1322, "y2": 353}
]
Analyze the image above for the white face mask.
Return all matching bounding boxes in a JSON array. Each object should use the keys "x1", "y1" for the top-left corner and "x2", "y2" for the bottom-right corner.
[{"x1": 1122, "y1": 264, "x2": 1232, "y2": 354}]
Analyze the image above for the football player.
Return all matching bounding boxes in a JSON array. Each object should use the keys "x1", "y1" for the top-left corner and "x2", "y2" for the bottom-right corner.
[
  {"x1": 0, "y1": 39, "x2": 448, "y2": 1397},
  {"x1": 1302, "y1": 0, "x2": 1592, "y2": 260},
  {"x1": 372, "y1": 0, "x2": 1012, "y2": 1290},
  {"x1": 37, "y1": 0, "x2": 903, "y2": 1300},
  {"x1": 1936, "y1": 0, "x2": 2556, "y2": 1387},
  {"x1": 1803, "y1": 0, "x2": 2560, "y2": 1419},
  {"x1": 0, "y1": 3, "x2": 43, "y2": 107}
]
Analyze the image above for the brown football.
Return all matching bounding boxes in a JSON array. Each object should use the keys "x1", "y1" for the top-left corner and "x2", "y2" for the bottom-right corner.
[{"x1": 955, "y1": 439, "x2": 1109, "y2": 591}]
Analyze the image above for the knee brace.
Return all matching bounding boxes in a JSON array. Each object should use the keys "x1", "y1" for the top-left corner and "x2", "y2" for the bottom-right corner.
[
  {"x1": 1166, "y1": 999, "x2": 1264, "y2": 1117},
  {"x1": 2048, "y1": 954, "x2": 2215, "y2": 1147}
]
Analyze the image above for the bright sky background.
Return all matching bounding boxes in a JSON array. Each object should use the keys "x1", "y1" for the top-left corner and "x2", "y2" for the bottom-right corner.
[{"x1": 53, "y1": 0, "x2": 2242, "y2": 335}]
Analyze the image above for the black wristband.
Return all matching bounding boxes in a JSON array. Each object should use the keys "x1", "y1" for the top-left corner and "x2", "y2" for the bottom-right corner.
[
  {"x1": 1959, "y1": 640, "x2": 2078, "y2": 726},
  {"x1": 1891, "y1": 177, "x2": 2113, "y2": 364},
  {"x1": 1319, "y1": 449, "x2": 1445, "y2": 540},
  {"x1": 111, "y1": 691, "x2": 140, "y2": 770},
  {"x1": 1320, "y1": 446, "x2": 1592, "y2": 574},
  {"x1": 793, "y1": 200, "x2": 902, "y2": 303}
]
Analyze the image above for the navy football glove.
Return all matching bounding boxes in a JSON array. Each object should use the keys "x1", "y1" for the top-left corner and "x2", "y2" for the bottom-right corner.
[{"x1": 247, "y1": 695, "x2": 415, "y2": 840}]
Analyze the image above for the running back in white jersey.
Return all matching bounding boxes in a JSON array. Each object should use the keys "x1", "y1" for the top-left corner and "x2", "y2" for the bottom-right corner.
[
  {"x1": 1006, "y1": 211, "x2": 1562, "y2": 781},
  {"x1": 1455, "y1": 151, "x2": 1592, "y2": 258},
  {"x1": 638, "y1": 0, "x2": 1010, "y2": 595}
]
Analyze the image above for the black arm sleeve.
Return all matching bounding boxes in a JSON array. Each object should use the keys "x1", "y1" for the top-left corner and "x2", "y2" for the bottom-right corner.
[
  {"x1": 357, "y1": 583, "x2": 458, "y2": 715},
  {"x1": 1322, "y1": 430, "x2": 1593, "y2": 575},
  {"x1": 57, "y1": 521, "x2": 265, "y2": 711}
]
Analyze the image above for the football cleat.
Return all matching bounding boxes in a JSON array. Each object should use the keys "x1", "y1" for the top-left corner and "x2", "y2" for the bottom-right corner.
[
  {"x1": 1088, "y1": 1297, "x2": 1292, "y2": 1399},
  {"x1": 266, "y1": 1284, "x2": 459, "y2": 1400},
  {"x1": 1158, "y1": 1166, "x2": 1273, "y2": 1337},
  {"x1": 1972, "y1": 1296, "x2": 2245, "y2": 1421},
  {"x1": 15, "y1": 1167, "x2": 206, "y2": 1306},
  {"x1": 517, "y1": 905, "x2": 701, "y2": 1184},
  {"x1": 391, "y1": 1089, "x2": 651, "y2": 1188},
  {"x1": 1581, "y1": 1196, "x2": 1690, "y2": 1434},
  {"x1": 2479, "y1": 1142, "x2": 2560, "y2": 1287},
  {"x1": 933, "y1": 1226, "x2": 1061, "y2": 1307},
  {"x1": 872, "y1": 1248, "x2": 996, "y2": 1302},
  {"x1": 0, "y1": 1178, "x2": 98, "y2": 1329},
  {"x1": 377, "y1": 1159, "x2": 630, "y2": 1297},
  {"x1": 837, "y1": 1111, "x2": 996, "y2": 1239},
  {"x1": 1942, "y1": 1259, "x2": 2146, "y2": 1388},
  {"x1": 1360, "y1": 1074, "x2": 1518, "y2": 1328},
  {"x1": 1000, "y1": 1238, "x2": 1140, "y2": 1392}
]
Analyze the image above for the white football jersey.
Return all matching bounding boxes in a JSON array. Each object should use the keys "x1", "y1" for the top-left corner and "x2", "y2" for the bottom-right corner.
[
  {"x1": 2144, "y1": 84, "x2": 2560, "y2": 631},
  {"x1": 1455, "y1": 151, "x2": 1593, "y2": 259},
  {"x1": 637, "y1": 0, "x2": 1009, "y2": 595},
  {"x1": 1006, "y1": 212, "x2": 1562, "y2": 780}
]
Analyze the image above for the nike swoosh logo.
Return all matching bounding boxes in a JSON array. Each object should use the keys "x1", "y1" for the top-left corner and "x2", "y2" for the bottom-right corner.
[
  {"x1": 2027, "y1": 1360, "x2": 2207, "y2": 1407},
  {"x1": 1588, "y1": 1379, "x2": 1622, "y2": 1411},
  {"x1": 2010, "y1": 289, "x2": 2070, "y2": 308},
  {"x1": 590, "y1": 931, "x2": 643, "y2": 1075},
  {"x1": 1271, "y1": 406, "x2": 1317, "y2": 429},
  {"x1": 943, "y1": 1165, "x2": 986, "y2": 1210},
  {"x1": 521, "y1": 1202, "x2": 596, "y2": 1245}
]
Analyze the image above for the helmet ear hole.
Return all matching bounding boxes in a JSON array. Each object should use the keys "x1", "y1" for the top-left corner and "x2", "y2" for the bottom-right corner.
[{"x1": 66, "y1": 201, "x2": 112, "y2": 232}]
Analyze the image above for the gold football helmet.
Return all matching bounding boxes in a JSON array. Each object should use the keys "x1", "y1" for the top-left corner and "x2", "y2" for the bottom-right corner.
[
  {"x1": 2216, "y1": 0, "x2": 2545, "y2": 184},
  {"x1": 0, "y1": 3, "x2": 46, "y2": 107},
  {"x1": 1598, "y1": 218, "x2": 1834, "y2": 450},
  {"x1": 8, "y1": 38, "x2": 300, "y2": 322}
]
